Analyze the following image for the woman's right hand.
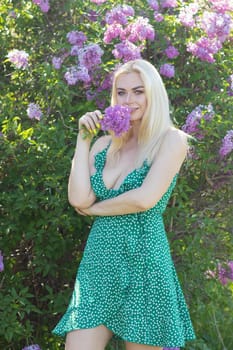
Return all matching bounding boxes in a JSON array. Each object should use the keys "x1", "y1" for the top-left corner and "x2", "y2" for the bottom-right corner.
[{"x1": 79, "y1": 110, "x2": 103, "y2": 139}]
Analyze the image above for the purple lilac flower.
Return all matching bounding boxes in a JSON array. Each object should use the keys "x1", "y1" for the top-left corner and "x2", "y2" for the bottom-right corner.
[
  {"x1": 104, "y1": 23, "x2": 123, "y2": 44},
  {"x1": 100, "y1": 105, "x2": 132, "y2": 137},
  {"x1": 209, "y1": 0, "x2": 233, "y2": 13},
  {"x1": 201, "y1": 12, "x2": 232, "y2": 43},
  {"x1": 164, "y1": 45, "x2": 179, "y2": 59},
  {"x1": 219, "y1": 130, "x2": 233, "y2": 157},
  {"x1": 147, "y1": 0, "x2": 159, "y2": 11},
  {"x1": 178, "y1": 3, "x2": 199, "y2": 28},
  {"x1": 90, "y1": 0, "x2": 107, "y2": 3},
  {"x1": 154, "y1": 12, "x2": 164, "y2": 22},
  {"x1": 105, "y1": 5, "x2": 134, "y2": 25},
  {"x1": 52, "y1": 56, "x2": 63, "y2": 69},
  {"x1": 70, "y1": 45, "x2": 80, "y2": 56},
  {"x1": 64, "y1": 67, "x2": 78, "y2": 85},
  {"x1": 8, "y1": 10, "x2": 17, "y2": 18},
  {"x1": 87, "y1": 10, "x2": 98, "y2": 22},
  {"x1": 22, "y1": 345, "x2": 41, "y2": 350},
  {"x1": 182, "y1": 104, "x2": 214, "y2": 139},
  {"x1": 187, "y1": 37, "x2": 222, "y2": 63},
  {"x1": 163, "y1": 348, "x2": 180, "y2": 350},
  {"x1": 7, "y1": 49, "x2": 29, "y2": 69},
  {"x1": 218, "y1": 261, "x2": 233, "y2": 285},
  {"x1": 161, "y1": 0, "x2": 178, "y2": 8},
  {"x1": 32, "y1": 0, "x2": 50, "y2": 13},
  {"x1": 159, "y1": 64, "x2": 175, "y2": 78},
  {"x1": 0, "y1": 251, "x2": 4, "y2": 272},
  {"x1": 123, "y1": 17, "x2": 155, "y2": 42},
  {"x1": 112, "y1": 40, "x2": 142, "y2": 62},
  {"x1": 66, "y1": 31, "x2": 87, "y2": 46},
  {"x1": 27, "y1": 103, "x2": 42, "y2": 120},
  {"x1": 78, "y1": 43, "x2": 104, "y2": 70},
  {"x1": 227, "y1": 74, "x2": 233, "y2": 96}
]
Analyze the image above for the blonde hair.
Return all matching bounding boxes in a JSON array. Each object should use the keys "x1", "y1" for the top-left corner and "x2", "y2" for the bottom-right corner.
[{"x1": 109, "y1": 59, "x2": 175, "y2": 167}]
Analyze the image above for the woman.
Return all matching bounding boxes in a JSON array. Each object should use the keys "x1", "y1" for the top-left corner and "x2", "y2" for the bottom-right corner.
[{"x1": 52, "y1": 59, "x2": 196, "y2": 350}]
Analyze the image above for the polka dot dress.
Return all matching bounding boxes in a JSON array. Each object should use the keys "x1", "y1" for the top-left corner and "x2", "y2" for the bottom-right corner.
[{"x1": 52, "y1": 145, "x2": 196, "y2": 347}]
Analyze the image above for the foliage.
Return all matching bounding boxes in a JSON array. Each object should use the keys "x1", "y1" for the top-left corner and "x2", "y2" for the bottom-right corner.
[{"x1": 0, "y1": 0, "x2": 232, "y2": 349}]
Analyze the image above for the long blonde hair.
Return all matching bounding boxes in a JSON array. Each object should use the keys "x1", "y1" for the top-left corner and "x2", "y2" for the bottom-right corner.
[{"x1": 109, "y1": 59, "x2": 175, "y2": 167}]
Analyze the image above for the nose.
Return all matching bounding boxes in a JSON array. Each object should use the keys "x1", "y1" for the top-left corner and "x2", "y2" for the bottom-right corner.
[{"x1": 125, "y1": 92, "x2": 133, "y2": 104}]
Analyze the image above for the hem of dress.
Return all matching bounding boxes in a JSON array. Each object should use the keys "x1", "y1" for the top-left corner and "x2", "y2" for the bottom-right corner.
[{"x1": 52, "y1": 321, "x2": 196, "y2": 347}]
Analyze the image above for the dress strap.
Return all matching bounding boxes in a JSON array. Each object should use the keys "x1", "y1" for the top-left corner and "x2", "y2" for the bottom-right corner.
[{"x1": 93, "y1": 142, "x2": 110, "y2": 173}]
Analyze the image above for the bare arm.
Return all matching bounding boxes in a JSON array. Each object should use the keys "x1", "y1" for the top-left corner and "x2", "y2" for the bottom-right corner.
[
  {"x1": 78, "y1": 129, "x2": 188, "y2": 216},
  {"x1": 68, "y1": 110, "x2": 109, "y2": 209}
]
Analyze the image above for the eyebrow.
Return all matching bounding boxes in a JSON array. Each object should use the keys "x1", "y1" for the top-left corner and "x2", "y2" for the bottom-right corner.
[{"x1": 116, "y1": 85, "x2": 144, "y2": 91}]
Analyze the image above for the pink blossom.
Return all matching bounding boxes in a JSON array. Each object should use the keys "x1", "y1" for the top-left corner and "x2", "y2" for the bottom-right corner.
[
  {"x1": 161, "y1": 0, "x2": 178, "y2": 9},
  {"x1": 123, "y1": 17, "x2": 155, "y2": 42},
  {"x1": 219, "y1": 130, "x2": 233, "y2": 157},
  {"x1": 90, "y1": 0, "x2": 107, "y2": 3},
  {"x1": 154, "y1": 12, "x2": 164, "y2": 22},
  {"x1": 27, "y1": 103, "x2": 42, "y2": 121},
  {"x1": 218, "y1": 261, "x2": 233, "y2": 285},
  {"x1": 147, "y1": 0, "x2": 159, "y2": 11},
  {"x1": 159, "y1": 63, "x2": 175, "y2": 78},
  {"x1": 0, "y1": 251, "x2": 4, "y2": 272},
  {"x1": 32, "y1": 0, "x2": 50, "y2": 13},
  {"x1": 182, "y1": 104, "x2": 214, "y2": 139},
  {"x1": 67, "y1": 31, "x2": 87, "y2": 46},
  {"x1": 104, "y1": 23, "x2": 123, "y2": 44},
  {"x1": 164, "y1": 45, "x2": 179, "y2": 59},
  {"x1": 105, "y1": 5, "x2": 134, "y2": 25},
  {"x1": 112, "y1": 40, "x2": 142, "y2": 62},
  {"x1": 201, "y1": 12, "x2": 232, "y2": 43},
  {"x1": 209, "y1": 0, "x2": 233, "y2": 13},
  {"x1": 178, "y1": 3, "x2": 199, "y2": 28},
  {"x1": 226, "y1": 74, "x2": 233, "y2": 96},
  {"x1": 52, "y1": 56, "x2": 63, "y2": 69},
  {"x1": 7, "y1": 49, "x2": 29, "y2": 69},
  {"x1": 78, "y1": 43, "x2": 104, "y2": 70},
  {"x1": 187, "y1": 37, "x2": 222, "y2": 63}
]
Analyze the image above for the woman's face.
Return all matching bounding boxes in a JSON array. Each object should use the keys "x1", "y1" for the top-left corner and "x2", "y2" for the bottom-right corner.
[{"x1": 116, "y1": 72, "x2": 147, "y2": 123}]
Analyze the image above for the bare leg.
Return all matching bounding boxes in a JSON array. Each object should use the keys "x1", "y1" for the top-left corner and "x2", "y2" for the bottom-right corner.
[
  {"x1": 125, "y1": 342, "x2": 162, "y2": 350},
  {"x1": 65, "y1": 325, "x2": 113, "y2": 350}
]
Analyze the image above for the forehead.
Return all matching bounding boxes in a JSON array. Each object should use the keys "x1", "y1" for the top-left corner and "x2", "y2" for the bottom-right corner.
[{"x1": 116, "y1": 71, "x2": 144, "y2": 88}]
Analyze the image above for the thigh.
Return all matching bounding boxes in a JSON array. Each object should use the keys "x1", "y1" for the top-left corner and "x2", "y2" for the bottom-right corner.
[
  {"x1": 125, "y1": 342, "x2": 162, "y2": 350},
  {"x1": 65, "y1": 325, "x2": 113, "y2": 350}
]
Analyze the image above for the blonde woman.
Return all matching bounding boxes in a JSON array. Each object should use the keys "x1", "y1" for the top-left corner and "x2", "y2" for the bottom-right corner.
[{"x1": 53, "y1": 59, "x2": 196, "y2": 350}]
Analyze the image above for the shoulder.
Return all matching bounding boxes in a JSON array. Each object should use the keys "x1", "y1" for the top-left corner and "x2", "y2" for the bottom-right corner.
[
  {"x1": 161, "y1": 127, "x2": 189, "y2": 156},
  {"x1": 90, "y1": 135, "x2": 112, "y2": 157}
]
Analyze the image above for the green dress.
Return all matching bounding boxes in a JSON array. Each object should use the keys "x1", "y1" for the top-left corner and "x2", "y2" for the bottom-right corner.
[{"x1": 52, "y1": 145, "x2": 196, "y2": 347}]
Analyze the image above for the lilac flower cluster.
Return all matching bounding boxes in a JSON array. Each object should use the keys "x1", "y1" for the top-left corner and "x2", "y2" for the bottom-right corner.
[
  {"x1": 163, "y1": 348, "x2": 180, "y2": 350},
  {"x1": 227, "y1": 74, "x2": 233, "y2": 96},
  {"x1": 187, "y1": 37, "x2": 222, "y2": 63},
  {"x1": 209, "y1": 0, "x2": 233, "y2": 13},
  {"x1": 160, "y1": 63, "x2": 175, "y2": 78},
  {"x1": 179, "y1": 0, "x2": 233, "y2": 63},
  {"x1": 0, "y1": 251, "x2": 4, "y2": 272},
  {"x1": 100, "y1": 105, "x2": 131, "y2": 137},
  {"x1": 147, "y1": 0, "x2": 177, "y2": 23},
  {"x1": 105, "y1": 5, "x2": 134, "y2": 25},
  {"x1": 206, "y1": 261, "x2": 233, "y2": 285},
  {"x1": 219, "y1": 130, "x2": 233, "y2": 158},
  {"x1": 182, "y1": 104, "x2": 215, "y2": 139},
  {"x1": 112, "y1": 41, "x2": 142, "y2": 62},
  {"x1": 67, "y1": 31, "x2": 87, "y2": 46},
  {"x1": 90, "y1": 0, "x2": 107, "y2": 4},
  {"x1": 78, "y1": 43, "x2": 104, "y2": 70},
  {"x1": 7, "y1": 49, "x2": 29, "y2": 69},
  {"x1": 27, "y1": 103, "x2": 42, "y2": 121},
  {"x1": 22, "y1": 345, "x2": 41, "y2": 350},
  {"x1": 104, "y1": 5, "x2": 154, "y2": 62},
  {"x1": 164, "y1": 45, "x2": 179, "y2": 59},
  {"x1": 32, "y1": 0, "x2": 50, "y2": 13}
]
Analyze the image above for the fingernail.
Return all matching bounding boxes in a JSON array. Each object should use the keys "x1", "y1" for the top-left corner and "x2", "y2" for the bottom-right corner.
[
  {"x1": 93, "y1": 129, "x2": 97, "y2": 135},
  {"x1": 99, "y1": 114, "x2": 103, "y2": 120},
  {"x1": 96, "y1": 123, "x2": 100, "y2": 128}
]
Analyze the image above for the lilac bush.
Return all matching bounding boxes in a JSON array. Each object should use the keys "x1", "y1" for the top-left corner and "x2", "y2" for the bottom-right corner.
[{"x1": 1, "y1": 0, "x2": 233, "y2": 349}]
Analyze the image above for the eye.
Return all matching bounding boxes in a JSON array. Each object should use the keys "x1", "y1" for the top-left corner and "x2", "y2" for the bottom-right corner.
[
  {"x1": 135, "y1": 90, "x2": 144, "y2": 95},
  {"x1": 117, "y1": 91, "x2": 125, "y2": 96}
]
